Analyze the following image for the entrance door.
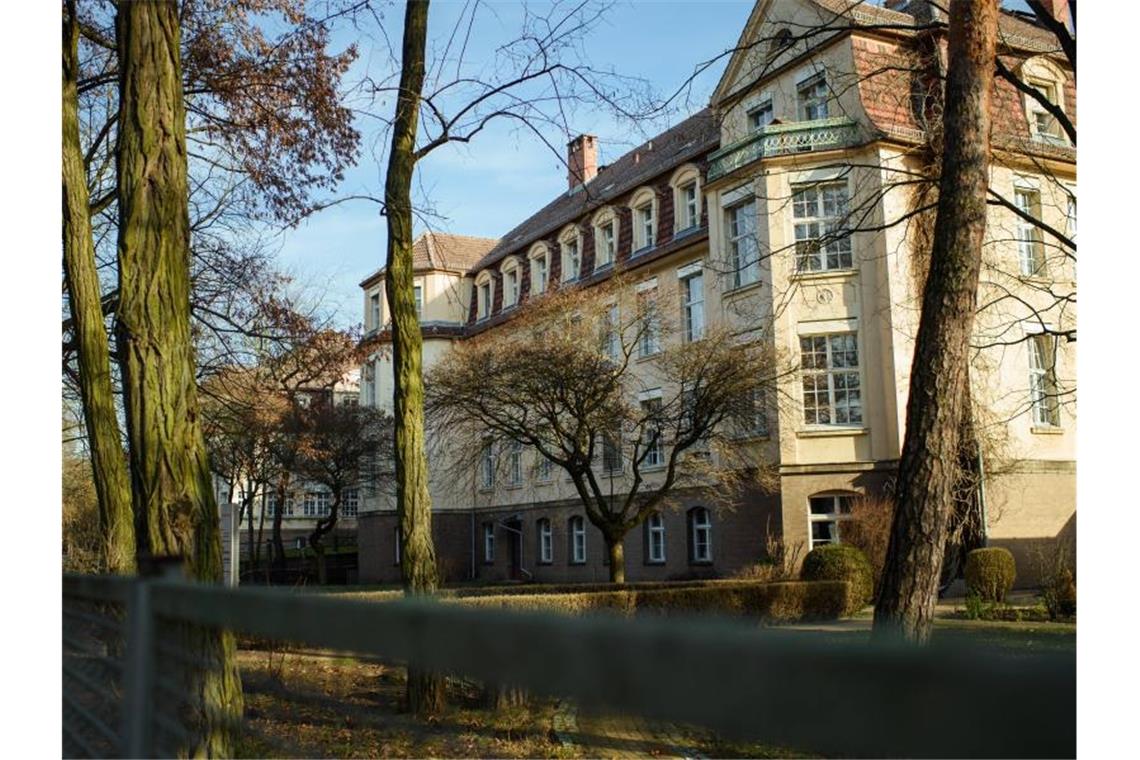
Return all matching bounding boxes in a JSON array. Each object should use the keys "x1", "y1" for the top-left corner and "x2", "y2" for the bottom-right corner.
[{"x1": 507, "y1": 519, "x2": 523, "y2": 580}]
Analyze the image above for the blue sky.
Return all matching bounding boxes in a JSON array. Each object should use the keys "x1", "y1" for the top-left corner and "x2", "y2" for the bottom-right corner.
[
  {"x1": 272, "y1": 0, "x2": 756, "y2": 326},
  {"x1": 271, "y1": 0, "x2": 1032, "y2": 326}
]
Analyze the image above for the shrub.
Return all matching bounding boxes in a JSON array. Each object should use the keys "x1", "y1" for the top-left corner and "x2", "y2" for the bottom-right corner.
[
  {"x1": 964, "y1": 547, "x2": 1016, "y2": 602},
  {"x1": 455, "y1": 580, "x2": 852, "y2": 623},
  {"x1": 842, "y1": 495, "x2": 894, "y2": 596},
  {"x1": 799, "y1": 544, "x2": 874, "y2": 615},
  {"x1": 1031, "y1": 540, "x2": 1076, "y2": 620}
]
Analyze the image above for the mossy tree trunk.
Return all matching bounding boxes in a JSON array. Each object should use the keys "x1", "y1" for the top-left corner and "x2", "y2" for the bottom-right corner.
[
  {"x1": 114, "y1": 0, "x2": 242, "y2": 751},
  {"x1": 873, "y1": 0, "x2": 999, "y2": 644},
  {"x1": 62, "y1": 0, "x2": 135, "y2": 575},
  {"x1": 385, "y1": 0, "x2": 445, "y2": 718}
]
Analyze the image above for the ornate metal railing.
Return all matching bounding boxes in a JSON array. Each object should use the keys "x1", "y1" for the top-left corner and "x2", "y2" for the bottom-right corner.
[{"x1": 708, "y1": 117, "x2": 860, "y2": 180}]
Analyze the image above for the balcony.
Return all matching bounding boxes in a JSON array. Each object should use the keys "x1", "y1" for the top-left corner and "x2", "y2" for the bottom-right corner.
[{"x1": 707, "y1": 117, "x2": 860, "y2": 181}]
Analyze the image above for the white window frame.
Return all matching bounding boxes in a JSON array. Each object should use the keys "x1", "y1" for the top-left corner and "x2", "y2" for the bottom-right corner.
[
  {"x1": 570, "y1": 516, "x2": 587, "y2": 564},
  {"x1": 679, "y1": 266, "x2": 705, "y2": 342},
  {"x1": 630, "y1": 187, "x2": 657, "y2": 253},
  {"x1": 537, "y1": 519, "x2": 553, "y2": 564},
  {"x1": 793, "y1": 182, "x2": 852, "y2": 272},
  {"x1": 560, "y1": 227, "x2": 582, "y2": 283},
  {"x1": 671, "y1": 166, "x2": 702, "y2": 234},
  {"x1": 639, "y1": 392, "x2": 665, "y2": 469},
  {"x1": 690, "y1": 507, "x2": 712, "y2": 563},
  {"x1": 748, "y1": 98, "x2": 774, "y2": 131},
  {"x1": 593, "y1": 210, "x2": 617, "y2": 271},
  {"x1": 726, "y1": 197, "x2": 759, "y2": 288},
  {"x1": 647, "y1": 513, "x2": 666, "y2": 564},
  {"x1": 501, "y1": 258, "x2": 521, "y2": 308},
  {"x1": 413, "y1": 283, "x2": 423, "y2": 319},
  {"x1": 739, "y1": 388, "x2": 770, "y2": 438},
  {"x1": 808, "y1": 494, "x2": 854, "y2": 549},
  {"x1": 636, "y1": 278, "x2": 661, "y2": 358},
  {"x1": 535, "y1": 448, "x2": 554, "y2": 482},
  {"x1": 797, "y1": 72, "x2": 829, "y2": 121},
  {"x1": 303, "y1": 490, "x2": 331, "y2": 518},
  {"x1": 483, "y1": 522, "x2": 495, "y2": 563},
  {"x1": 480, "y1": 441, "x2": 495, "y2": 489},
  {"x1": 342, "y1": 488, "x2": 359, "y2": 518},
  {"x1": 800, "y1": 332, "x2": 863, "y2": 427},
  {"x1": 601, "y1": 303, "x2": 620, "y2": 361},
  {"x1": 1028, "y1": 334, "x2": 1061, "y2": 428},
  {"x1": 369, "y1": 291, "x2": 382, "y2": 330},
  {"x1": 475, "y1": 272, "x2": 494, "y2": 320},
  {"x1": 602, "y1": 430, "x2": 624, "y2": 474},
  {"x1": 529, "y1": 244, "x2": 550, "y2": 295},
  {"x1": 507, "y1": 441, "x2": 523, "y2": 486},
  {"x1": 1014, "y1": 188, "x2": 1047, "y2": 277}
]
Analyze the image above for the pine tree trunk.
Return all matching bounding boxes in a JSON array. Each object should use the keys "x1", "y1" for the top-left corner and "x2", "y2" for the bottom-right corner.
[
  {"x1": 873, "y1": 0, "x2": 999, "y2": 644},
  {"x1": 62, "y1": 0, "x2": 135, "y2": 575},
  {"x1": 114, "y1": 1, "x2": 243, "y2": 751},
  {"x1": 386, "y1": 0, "x2": 445, "y2": 718},
  {"x1": 606, "y1": 535, "x2": 626, "y2": 584}
]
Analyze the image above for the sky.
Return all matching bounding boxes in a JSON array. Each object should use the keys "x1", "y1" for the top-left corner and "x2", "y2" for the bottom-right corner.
[
  {"x1": 271, "y1": 0, "x2": 1033, "y2": 327},
  {"x1": 271, "y1": 0, "x2": 757, "y2": 327}
]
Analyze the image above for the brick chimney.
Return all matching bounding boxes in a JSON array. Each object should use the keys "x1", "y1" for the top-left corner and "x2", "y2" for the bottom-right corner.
[
  {"x1": 1036, "y1": 0, "x2": 1071, "y2": 28},
  {"x1": 567, "y1": 134, "x2": 598, "y2": 191}
]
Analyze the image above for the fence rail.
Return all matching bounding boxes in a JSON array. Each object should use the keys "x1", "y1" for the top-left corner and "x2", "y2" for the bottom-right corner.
[{"x1": 63, "y1": 572, "x2": 1075, "y2": 758}]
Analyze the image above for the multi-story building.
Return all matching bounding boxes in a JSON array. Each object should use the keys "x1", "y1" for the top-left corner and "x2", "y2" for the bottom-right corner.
[{"x1": 357, "y1": 0, "x2": 1075, "y2": 586}]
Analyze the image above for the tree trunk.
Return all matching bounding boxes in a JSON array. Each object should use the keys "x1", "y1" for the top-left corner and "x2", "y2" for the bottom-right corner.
[
  {"x1": 245, "y1": 487, "x2": 256, "y2": 576},
  {"x1": 309, "y1": 495, "x2": 340, "y2": 586},
  {"x1": 272, "y1": 473, "x2": 290, "y2": 576},
  {"x1": 62, "y1": 0, "x2": 135, "y2": 575},
  {"x1": 114, "y1": 1, "x2": 242, "y2": 751},
  {"x1": 386, "y1": 0, "x2": 444, "y2": 718},
  {"x1": 873, "y1": 0, "x2": 999, "y2": 644},
  {"x1": 482, "y1": 681, "x2": 529, "y2": 711},
  {"x1": 606, "y1": 535, "x2": 626, "y2": 584}
]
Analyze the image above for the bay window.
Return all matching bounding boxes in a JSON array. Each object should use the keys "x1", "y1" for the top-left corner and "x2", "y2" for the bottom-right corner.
[{"x1": 793, "y1": 182, "x2": 852, "y2": 272}]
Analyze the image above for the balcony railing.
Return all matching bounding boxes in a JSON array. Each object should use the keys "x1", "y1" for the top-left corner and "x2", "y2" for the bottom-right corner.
[{"x1": 707, "y1": 117, "x2": 860, "y2": 180}]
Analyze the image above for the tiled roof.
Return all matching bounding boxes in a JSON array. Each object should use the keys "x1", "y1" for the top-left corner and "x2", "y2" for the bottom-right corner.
[
  {"x1": 469, "y1": 109, "x2": 720, "y2": 273},
  {"x1": 360, "y1": 232, "x2": 498, "y2": 286}
]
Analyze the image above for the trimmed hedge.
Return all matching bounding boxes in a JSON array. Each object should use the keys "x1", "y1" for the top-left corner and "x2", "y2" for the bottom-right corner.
[
  {"x1": 965, "y1": 547, "x2": 1017, "y2": 602},
  {"x1": 799, "y1": 545, "x2": 874, "y2": 615},
  {"x1": 453, "y1": 580, "x2": 854, "y2": 623}
]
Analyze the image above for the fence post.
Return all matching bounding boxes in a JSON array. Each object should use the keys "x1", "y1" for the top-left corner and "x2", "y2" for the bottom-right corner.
[{"x1": 120, "y1": 574, "x2": 155, "y2": 757}]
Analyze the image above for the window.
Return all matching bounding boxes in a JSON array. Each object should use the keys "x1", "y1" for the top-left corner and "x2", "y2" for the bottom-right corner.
[
  {"x1": 801, "y1": 333, "x2": 862, "y2": 426},
  {"x1": 265, "y1": 491, "x2": 293, "y2": 518},
  {"x1": 1028, "y1": 334, "x2": 1060, "y2": 427},
  {"x1": 809, "y1": 494, "x2": 854, "y2": 548},
  {"x1": 640, "y1": 395, "x2": 664, "y2": 468},
  {"x1": 502, "y1": 262, "x2": 520, "y2": 308},
  {"x1": 413, "y1": 284, "x2": 423, "y2": 319},
  {"x1": 797, "y1": 73, "x2": 829, "y2": 121},
  {"x1": 601, "y1": 304, "x2": 620, "y2": 361},
  {"x1": 726, "y1": 199, "x2": 759, "y2": 288},
  {"x1": 636, "y1": 279, "x2": 660, "y2": 358},
  {"x1": 369, "y1": 292, "x2": 381, "y2": 330},
  {"x1": 562, "y1": 232, "x2": 581, "y2": 283},
  {"x1": 363, "y1": 363, "x2": 376, "y2": 407},
  {"x1": 530, "y1": 246, "x2": 550, "y2": 295},
  {"x1": 793, "y1": 182, "x2": 852, "y2": 271},
  {"x1": 1014, "y1": 189, "x2": 1046, "y2": 276},
  {"x1": 738, "y1": 388, "x2": 770, "y2": 438},
  {"x1": 602, "y1": 431, "x2": 623, "y2": 474},
  {"x1": 680, "y1": 182, "x2": 699, "y2": 230},
  {"x1": 680, "y1": 269, "x2": 705, "y2": 342},
  {"x1": 1027, "y1": 80, "x2": 1065, "y2": 144},
  {"x1": 343, "y1": 488, "x2": 359, "y2": 518},
  {"x1": 646, "y1": 513, "x2": 666, "y2": 564},
  {"x1": 748, "y1": 99, "x2": 774, "y2": 131},
  {"x1": 569, "y1": 516, "x2": 586, "y2": 564},
  {"x1": 476, "y1": 274, "x2": 493, "y2": 320},
  {"x1": 394, "y1": 526, "x2": 402, "y2": 565},
  {"x1": 507, "y1": 441, "x2": 523, "y2": 486},
  {"x1": 537, "y1": 519, "x2": 553, "y2": 564},
  {"x1": 303, "y1": 490, "x2": 331, "y2": 518},
  {"x1": 594, "y1": 216, "x2": 616, "y2": 270},
  {"x1": 535, "y1": 449, "x2": 554, "y2": 482},
  {"x1": 483, "y1": 522, "x2": 495, "y2": 563},
  {"x1": 480, "y1": 441, "x2": 495, "y2": 488},
  {"x1": 689, "y1": 507, "x2": 712, "y2": 563}
]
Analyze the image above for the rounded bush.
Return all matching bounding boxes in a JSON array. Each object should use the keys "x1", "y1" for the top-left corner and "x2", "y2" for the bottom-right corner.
[
  {"x1": 799, "y1": 544, "x2": 874, "y2": 614},
  {"x1": 964, "y1": 547, "x2": 1017, "y2": 602}
]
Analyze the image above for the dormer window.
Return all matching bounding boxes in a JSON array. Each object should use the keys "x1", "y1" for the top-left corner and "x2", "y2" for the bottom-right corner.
[
  {"x1": 560, "y1": 227, "x2": 582, "y2": 283},
  {"x1": 1019, "y1": 57, "x2": 1070, "y2": 147},
  {"x1": 630, "y1": 187, "x2": 657, "y2": 253},
  {"x1": 475, "y1": 272, "x2": 494, "y2": 320},
  {"x1": 1027, "y1": 80, "x2": 1065, "y2": 144},
  {"x1": 797, "y1": 73, "x2": 829, "y2": 121},
  {"x1": 748, "y1": 99, "x2": 774, "y2": 131},
  {"x1": 593, "y1": 210, "x2": 616, "y2": 271},
  {"x1": 529, "y1": 244, "x2": 550, "y2": 295},
  {"x1": 670, "y1": 166, "x2": 702, "y2": 235},
  {"x1": 500, "y1": 258, "x2": 521, "y2": 308}
]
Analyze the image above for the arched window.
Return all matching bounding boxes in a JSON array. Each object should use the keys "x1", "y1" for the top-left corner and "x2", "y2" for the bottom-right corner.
[
  {"x1": 592, "y1": 207, "x2": 617, "y2": 271},
  {"x1": 528, "y1": 243, "x2": 550, "y2": 295},
  {"x1": 559, "y1": 225, "x2": 583, "y2": 283},
  {"x1": 629, "y1": 187, "x2": 657, "y2": 253},
  {"x1": 645, "y1": 512, "x2": 666, "y2": 564},
  {"x1": 688, "y1": 507, "x2": 712, "y2": 563},
  {"x1": 500, "y1": 257, "x2": 521, "y2": 308},
  {"x1": 537, "y1": 518, "x2": 553, "y2": 564},
  {"x1": 1019, "y1": 56, "x2": 1069, "y2": 146},
  {"x1": 808, "y1": 492, "x2": 857, "y2": 549},
  {"x1": 670, "y1": 165, "x2": 702, "y2": 233},
  {"x1": 474, "y1": 270, "x2": 494, "y2": 320},
  {"x1": 569, "y1": 516, "x2": 586, "y2": 564}
]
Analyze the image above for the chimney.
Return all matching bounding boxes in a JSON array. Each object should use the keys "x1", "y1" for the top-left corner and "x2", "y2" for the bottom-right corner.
[
  {"x1": 567, "y1": 134, "x2": 598, "y2": 191},
  {"x1": 1036, "y1": 0, "x2": 1071, "y2": 29}
]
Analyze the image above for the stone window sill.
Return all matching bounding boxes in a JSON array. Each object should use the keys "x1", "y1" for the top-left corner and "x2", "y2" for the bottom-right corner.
[{"x1": 796, "y1": 426, "x2": 868, "y2": 438}]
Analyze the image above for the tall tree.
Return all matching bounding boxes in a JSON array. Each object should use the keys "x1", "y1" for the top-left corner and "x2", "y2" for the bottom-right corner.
[
  {"x1": 873, "y1": 0, "x2": 1001, "y2": 644},
  {"x1": 383, "y1": 0, "x2": 445, "y2": 718},
  {"x1": 114, "y1": 0, "x2": 242, "y2": 750},
  {"x1": 62, "y1": 0, "x2": 134, "y2": 574}
]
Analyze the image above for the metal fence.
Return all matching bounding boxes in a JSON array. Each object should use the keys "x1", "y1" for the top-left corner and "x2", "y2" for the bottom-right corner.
[{"x1": 63, "y1": 572, "x2": 1075, "y2": 758}]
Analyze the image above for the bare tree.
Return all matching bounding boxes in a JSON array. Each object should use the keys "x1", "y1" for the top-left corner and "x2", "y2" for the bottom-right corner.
[{"x1": 427, "y1": 277, "x2": 784, "y2": 583}]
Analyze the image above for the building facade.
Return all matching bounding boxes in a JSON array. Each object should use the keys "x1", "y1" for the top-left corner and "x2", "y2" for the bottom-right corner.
[{"x1": 357, "y1": 0, "x2": 1075, "y2": 586}]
